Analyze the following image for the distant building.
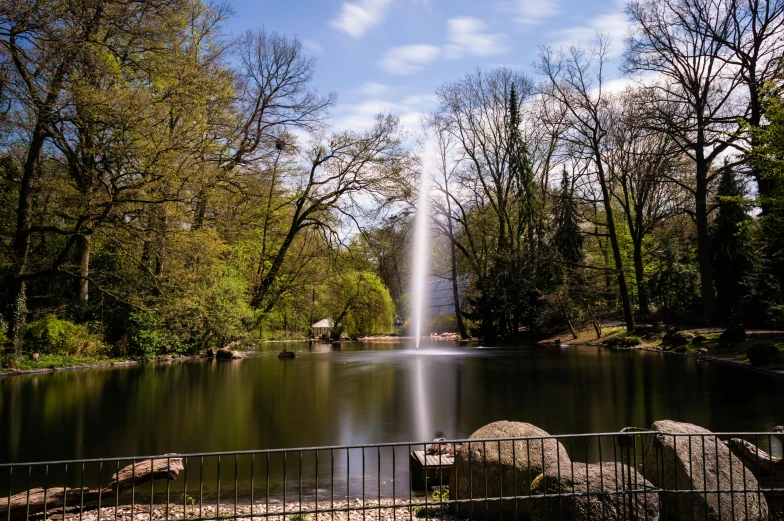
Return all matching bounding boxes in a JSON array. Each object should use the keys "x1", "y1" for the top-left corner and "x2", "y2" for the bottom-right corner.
[
  {"x1": 311, "y1": 318, "x2": 334, "y2": 339},
  {"x1": 425, "y1": 276, "x2": 470, "y2": 316}
]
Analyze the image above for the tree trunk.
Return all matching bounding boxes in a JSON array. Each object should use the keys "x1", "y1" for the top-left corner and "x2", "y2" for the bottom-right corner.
[
  {"x1": 4, "y1": 124, "x2": 47, "y2": 352},
  {"x1": 597, "y1": 164, "x2": 635, "y2": 332},
  {"x1": 695, "y1": 155, "x2": 715, "y2": 321},
  {"x1": 632, "y1": 234, "x2": 648, "y2": 317},
  {"x1": 0, "y1": 458, "x2": 184, "y2": 521},
  {"x1": 77, "y1": 233, "x2": 91, "y2": 302},
  {"x1": 450, "y1": 238, "x2": 468, "y2": 340}
]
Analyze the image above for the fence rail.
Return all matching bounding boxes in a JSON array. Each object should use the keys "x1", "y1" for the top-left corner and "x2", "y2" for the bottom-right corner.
[{"x1": 2, "y1": 429, "x2": 783, "y2": 521}]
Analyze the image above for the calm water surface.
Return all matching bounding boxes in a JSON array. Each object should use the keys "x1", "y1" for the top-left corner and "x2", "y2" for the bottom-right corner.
[{"x1": 2, "y1": 340, "x2": 783, "y2": 463}]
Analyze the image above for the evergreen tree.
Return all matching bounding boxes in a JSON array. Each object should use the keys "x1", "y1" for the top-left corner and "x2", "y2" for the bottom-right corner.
[
  {"x1": 710, "y1": 168, "x2": 757, "y2": 322},
  {"x1": 553, "y1": 169, "x2": 584, "y2": 269}
]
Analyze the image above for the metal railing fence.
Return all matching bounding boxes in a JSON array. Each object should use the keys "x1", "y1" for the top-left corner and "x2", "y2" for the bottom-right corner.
[{"x1": 2, "y1": 429, "x2": 783, "y2": 521}]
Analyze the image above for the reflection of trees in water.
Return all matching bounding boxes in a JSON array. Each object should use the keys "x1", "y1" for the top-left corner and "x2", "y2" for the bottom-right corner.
[{"x1": 2, "y1": 345, "x2": 784, "y2": 477}]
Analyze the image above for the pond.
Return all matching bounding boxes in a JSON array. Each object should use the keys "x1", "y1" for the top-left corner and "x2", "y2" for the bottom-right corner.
[
  {"x1": 1, "y1": 340, "x2": 783, "y2": 501},
  {"x1": 3, "y1": 340, "x2": 784, "y2": 461}
]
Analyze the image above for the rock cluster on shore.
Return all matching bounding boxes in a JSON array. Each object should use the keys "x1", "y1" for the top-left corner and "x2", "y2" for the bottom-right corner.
[{"x1": 449, "y1": 419, "x2": 772, "y2": 521}]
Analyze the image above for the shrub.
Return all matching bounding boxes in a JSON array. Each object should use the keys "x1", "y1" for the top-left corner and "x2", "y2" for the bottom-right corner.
[
  {"x1": 604, "y1": 335, "x2": 641, "y2": 347},
  {"x1": 0, "y1": 315, "x2": 8, "y2": 345},
  {"x1": 747, "y1": 343, "x2": 782, "y2": 367},
  {"x1": 668, "y1": 331, "x2": 694, "y2": 347},
  {"x1": 431, "y1": 487, "x2": 449, "y2": 502},
  {"x1": 25, "y1": 316, "x2": 85, "y2": 355},
  {"x1": 127, "y1": 311, "x2": 173, "y2": 360},
  {"x1": 692, "y1": 334, "x2": 708, "y2": 344},
  {"x1": 719, "y1": 324, "x2": 747, "y2": 344},
  {"x1": 0, "y1": 351, "x2": 20, "y2": 369}
]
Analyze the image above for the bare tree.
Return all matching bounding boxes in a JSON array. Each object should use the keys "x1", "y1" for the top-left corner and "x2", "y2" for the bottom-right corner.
[
  {"x1": 625, "y1": 0, "x2": 746, "y2": 320},
  {"x1": 691, "y1": 0, "x2": 784, "y2": 208},
  {"x1": 537, "y1": 36, "x2": 636, "y2": 332},
  {"x1": 249, "y1": 114, "x2": 407, "y2": 313},
  {"x1": 428, "y1": 113, "x2": 470, "y2": 339},
  {"x1": 605, "y1": 90, "x2": 689, "y2": 315}
]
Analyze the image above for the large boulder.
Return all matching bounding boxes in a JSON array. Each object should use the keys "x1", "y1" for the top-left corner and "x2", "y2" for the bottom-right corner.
[
  {"x1": 449, "y1": 421, "x2": 570, "y2": 521},
  {"x1": 530, "y1": 462, "x2": 659, "y2": 521},
  {"x1": 215, "y1": 348, "x2": 243, "y2": 359},
  {"x1": 641, "y1": 420, "x2": 768, "y2": 520}
]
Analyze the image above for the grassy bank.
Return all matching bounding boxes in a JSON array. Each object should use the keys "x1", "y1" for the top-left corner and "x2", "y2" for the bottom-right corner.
[
  {"x1": 564, "y1": 326, "x2": 784, "y2": 372},
  {"x1": 0, "y1": 353, "x2": 137, "y2": 374}
]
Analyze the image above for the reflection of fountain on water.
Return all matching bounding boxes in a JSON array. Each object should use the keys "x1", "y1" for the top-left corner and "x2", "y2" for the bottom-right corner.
[
  {"x1": 413, "y1": 355, "x2": 432, "y2": 442},
  {"x1": 411, "y1": 141, "x2": 432, "y2": 350}
]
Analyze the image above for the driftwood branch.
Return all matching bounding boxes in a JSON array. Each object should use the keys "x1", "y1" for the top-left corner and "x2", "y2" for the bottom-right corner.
[
  {"x1": 0, "y1": 458, "x2": 183, "y2": 521},
  {"x1": 727, "y1": 438, "x2": 784, "y2": 499}
]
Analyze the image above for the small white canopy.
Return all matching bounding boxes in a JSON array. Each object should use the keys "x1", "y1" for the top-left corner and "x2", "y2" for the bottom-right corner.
[{"x1": 312, "y1": 318, "x2": 334, "y2": 329}]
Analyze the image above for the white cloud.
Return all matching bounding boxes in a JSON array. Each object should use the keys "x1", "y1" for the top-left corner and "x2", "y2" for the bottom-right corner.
[
  {"x1": 332, "y1": 94, "x2": 439, "y2": 132},
  {"x1": 377, "y1": 17, "x2": 507, "y2": 76},
  {"x1": 330, "y1": 0, "x2": 392, "y2": 39},
  {"x1": 379, "y1": 44, "x2": 442, "y2": 75},
  {"x1": 443, "y1": 17, "x2": 507, "y2": 59},
  {"x1": 550, "y1": 12, "x2": 631, "y2": 57},
  {"x1": 355, "y1": 82, "x2": 394, "y2": 96},
  {"x1": 302, "y1": 39, "x2": 325, "y2": 55},
  {"x1": 510, "y1": 0, "x2": 559, "y2": 25}
]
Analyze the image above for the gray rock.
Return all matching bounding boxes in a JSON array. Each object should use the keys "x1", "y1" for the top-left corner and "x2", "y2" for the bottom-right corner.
[
  {"x1": 640, "y1": 420, "x2": 768, "y2": 520},
  {"x1": 530, "y1": 462, "x2": 659, "y2": 521},
  {"x1": 449, "y1": 421, "x2": 570, "y2": 521},
  {"x1": 215, "y1": 348, "x2": 243, "y2": 359}
]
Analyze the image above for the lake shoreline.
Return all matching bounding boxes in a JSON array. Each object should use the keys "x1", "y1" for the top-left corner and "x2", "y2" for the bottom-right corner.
[
  {"x1": 4, "y1": 332, "x2": 784, "y2": 381},
  {"x1": 0, "y1": 354, "x2": 206, "y2": 377},
  {"x1": 539, "y1": 327, "x2": 784, "y2": 380}
]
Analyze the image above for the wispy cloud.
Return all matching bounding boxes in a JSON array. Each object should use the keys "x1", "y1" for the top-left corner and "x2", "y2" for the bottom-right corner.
[
  {"x1": 355, "y1": 82, "x2": 394, "y2": 96},
  {"x1": 330, "y1": 0, "x2": 392, "y2": 39},
  {"x1": 549, "y1": 11, "x2": 631, "y2": 57},
  {"x1": 332, "y1": 93, "x2": 439, "y2": 131},
  {"x1": 379, "y1": 44, "x2": 442, "y2": 75},
  {"x1": 443, "y1": 17, "x2": 507, "y2": 58},
  {"x1": 302, "y1": 39, "x2": 325, "y2": 55},
  {"x1": 378, "y1": 17, "x2": 506, "y2": 76},
  {"x1": 507, "y1": 0, "x2": 559, "y2": 25}
]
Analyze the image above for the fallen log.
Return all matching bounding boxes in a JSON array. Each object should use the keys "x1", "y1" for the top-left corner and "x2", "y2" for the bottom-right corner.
[
  {"x1": 0, "y1": 458, "x2": 183, "y2": 521},
  {"x1": 109, "y1": 457, "x2": 184, "y2": 491},
  {"x1": 0, "y1": 488, "x2": 92, "y2": 521},
  {"x1": 727, "y1": 438, "x2": 784, "y2": 500}
]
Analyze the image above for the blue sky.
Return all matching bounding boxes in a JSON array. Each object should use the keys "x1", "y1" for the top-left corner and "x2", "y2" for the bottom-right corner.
[{"x1": 225, "y1": 0, "x2": 632, "y2": 131}]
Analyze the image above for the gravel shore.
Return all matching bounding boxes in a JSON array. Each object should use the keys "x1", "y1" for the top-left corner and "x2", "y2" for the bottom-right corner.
[{"x1": 43, "y1": 499, "x2": 462, "y2": 521}]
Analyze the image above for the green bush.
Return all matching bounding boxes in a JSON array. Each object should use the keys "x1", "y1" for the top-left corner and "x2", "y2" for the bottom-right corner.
[
  {"x1": 604, "y1": 335, "x2": 641, "y2": 347},
  {"x1": 0, "y1": 315, "x2": 8, "y2": 344},
  {"x1": 25, "y1": 316, "x2": 85, "y2": 355},
  {"x1": 0, "y1": 352, "x2": 20, "y2": 369},
  {"x1": 127, "y1": 311, "x2": 173, "y2": 360},
  {"x1": 747, "y1": 343, "x2": 782, "y2": 367}
]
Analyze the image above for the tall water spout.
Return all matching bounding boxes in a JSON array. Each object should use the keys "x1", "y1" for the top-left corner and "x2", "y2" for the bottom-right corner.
[{"x1": 411, "y1": 142, "x2": 432, "y2": 350}]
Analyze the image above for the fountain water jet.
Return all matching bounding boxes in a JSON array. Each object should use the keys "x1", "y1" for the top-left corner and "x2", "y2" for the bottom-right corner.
[{"x1": 411, "y1": 141, "x2": 432, "y2": 350}]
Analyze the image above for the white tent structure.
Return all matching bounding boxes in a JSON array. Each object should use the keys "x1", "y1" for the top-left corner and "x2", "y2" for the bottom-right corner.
[{"x1": 312, "y1": 318, "x2": 334, "y2": 339}]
